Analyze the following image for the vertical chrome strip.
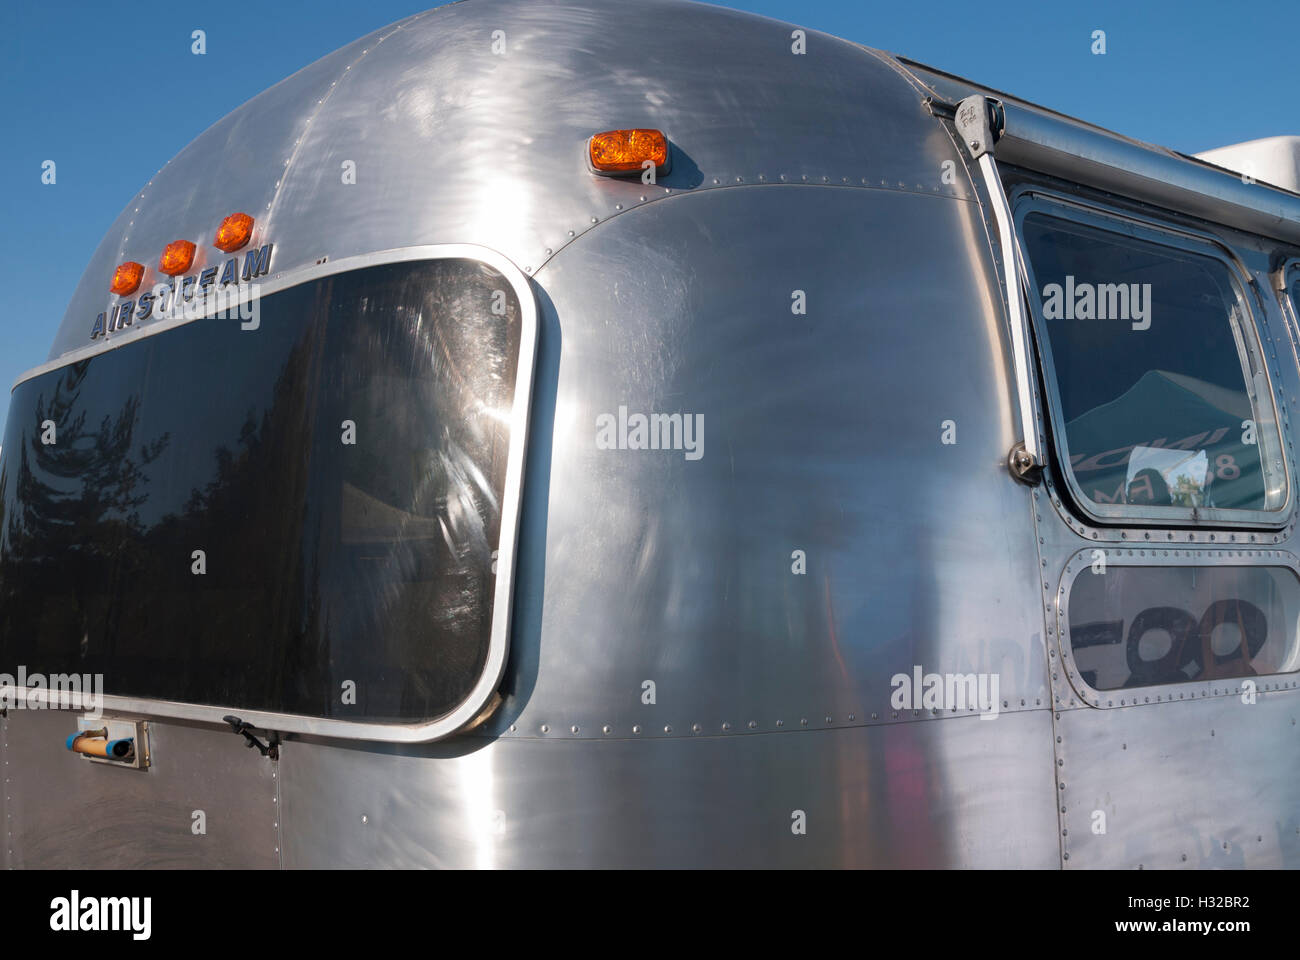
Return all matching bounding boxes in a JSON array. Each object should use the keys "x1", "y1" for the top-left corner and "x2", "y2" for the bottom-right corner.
[
  {"x1": 954, "y1": 94, "x2": 1042, "y2": 476},
  {"x1": 976, "y1": 150, "x2": 1041, "y2": 467}
]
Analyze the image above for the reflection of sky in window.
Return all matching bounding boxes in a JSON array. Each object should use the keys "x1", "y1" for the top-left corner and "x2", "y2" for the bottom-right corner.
[
  {"x1": 1023, "y1": 213, "x2": 1273, "y2": 510},
  {"x1": 1024, "y1": 214, "x2": 1249, "y2": 424}
]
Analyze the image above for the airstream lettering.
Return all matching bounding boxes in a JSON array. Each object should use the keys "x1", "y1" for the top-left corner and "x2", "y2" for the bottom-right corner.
[
  {"x1": 89, "y1": 243, "x2": 272, "y2": 338},
  {"x1": 2, "y1": 0, "x2": 1299, "y2": 869}
]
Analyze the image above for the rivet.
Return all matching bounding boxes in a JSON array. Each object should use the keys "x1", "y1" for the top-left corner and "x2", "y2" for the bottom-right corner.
[
  {"x1": 361, "y1": 814, "x2": 368, "y2": 824},
  {"x1": 540, "y1": 724, "x2": 549, "y2": 733},
  {"x1": 602, "y1": 724, "x2": 612, "y2": 735},
  {"x1": 722, "y1": 722, "x2": 731, "y2": 731},
  {"x1": 570, "y1": 725, "x2": 579, "y2": 734},
  {"x1": 747, "y1": 720, "x2": 757, "y2": 729},
  {"x1": 692, "y1": 723, "x2": 702, "y2": 733},
  {"x1": 663, "y1": 725, "x2": 672, "y2": 734},
  {"x1": 632, "y1": 725, "x2": 642, "y2": 734}
]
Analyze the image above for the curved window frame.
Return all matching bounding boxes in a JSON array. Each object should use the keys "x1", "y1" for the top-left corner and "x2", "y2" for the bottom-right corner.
[
  {"x1": 1014, "y1": 190, "x2": 1292, "y2": 530},
  {"x1": 6, "y1": 244, "x2": 539, "y2": 744},
  {"x1": 1055, "y1": 547, "x2": 1300, "y2": 707}
]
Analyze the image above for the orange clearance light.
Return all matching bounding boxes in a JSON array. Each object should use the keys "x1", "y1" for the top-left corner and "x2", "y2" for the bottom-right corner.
[
  {"x1": 110, "y1": 261, "x2": 145, "y2": 296},
  {"x1": 214, "y1": 212, "x2": 254, "y2": 252},
  {"x1": 159, "y1": 240, "x2": 196, "y2": 276},
  {"x1": 588, "y1": 128, "x2": 669, "y2": 175}
]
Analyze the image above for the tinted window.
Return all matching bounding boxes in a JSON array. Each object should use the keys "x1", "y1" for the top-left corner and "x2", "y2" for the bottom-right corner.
[
  {"x1": 0, "y1": 259, "x2": 522, "y2": 723},
  {"x1": 1068, "y1": 563, "x2": 1300, "y2": 690},
  {"x1": 1023, "y1": 212, "x2": 1281, "y2": 516}
]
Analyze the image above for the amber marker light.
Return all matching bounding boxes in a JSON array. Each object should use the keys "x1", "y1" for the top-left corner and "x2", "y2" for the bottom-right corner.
[
  {"x1": 214, "y1": 212, "x2": 254, "y2": 252},
  {"x1": 588, "y1": 128, "x2": 669, "y2": 175},
  {"x1": 110, "y1": 261, "x2": 145, "y2": 296},
  {"x1": 159, "y1": 240, "x2": 197, "y2": 276}
]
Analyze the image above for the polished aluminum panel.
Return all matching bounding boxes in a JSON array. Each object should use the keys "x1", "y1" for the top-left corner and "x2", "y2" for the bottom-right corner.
[
  {"x1": 49, "y1": 0, "x2": 969, "y2": 363},
  {"x1": 2, "y1": 710, "x2": 278, "y2": 868},
  {"x1": 280, "y1": 709, "x2": 1060, "y2": 868},
  {"x1": 1057, "y1": 691, "x2": 1300, "y2": 868},
  {"x1": 483, "y1": 184, "x2": 1049, "y2": 741}
]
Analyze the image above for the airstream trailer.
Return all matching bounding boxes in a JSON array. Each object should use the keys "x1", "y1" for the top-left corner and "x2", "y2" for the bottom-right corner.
[{"x1": 2, "y1": 0, "x2": 1299, "y2": 870}]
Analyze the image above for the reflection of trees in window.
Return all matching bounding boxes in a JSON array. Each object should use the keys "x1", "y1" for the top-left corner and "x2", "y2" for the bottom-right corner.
[
  {"x1": 0, "y1": 260, "x2": 514, "y2": 722},
  {"x1": 115, "y1": 334, "x2": 319, "y2": 711},
  {"x1": 1169, "y1": 475, "x2": 1204, "y2": 508},
  {"x1": 0, "y1": 362, "x2": 169, "y2": 656}
]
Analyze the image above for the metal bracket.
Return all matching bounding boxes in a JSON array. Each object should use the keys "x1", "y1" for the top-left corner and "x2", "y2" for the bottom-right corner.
[
  {"x1": 954, "y1": 95, "x2": 1004, "y2": 160},
  {"x1": 1008, "y1": 441, "x2": 1043, "y2": 484},
  {"x1": 71, "y1": 715, "x2": 151, "y2": 770},
  {"x1": 223, "y1": 715, "x2": 280, "y2": 761},
  {"x1": 953, "y1": 94, "x2": 1042, "y2": 484}
]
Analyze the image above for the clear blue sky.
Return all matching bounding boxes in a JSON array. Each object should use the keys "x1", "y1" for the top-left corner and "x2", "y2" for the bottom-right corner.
[{"x1": 1, "y1": 0, "x2": 1294, "y2": 430}]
